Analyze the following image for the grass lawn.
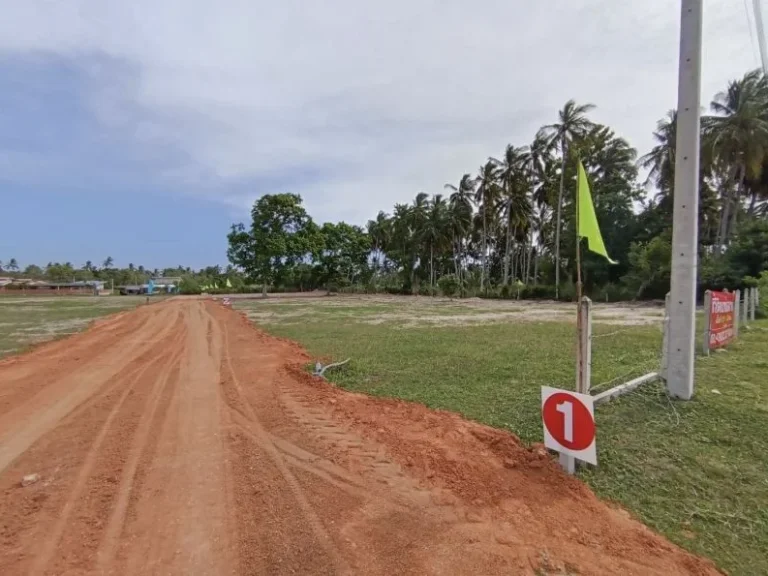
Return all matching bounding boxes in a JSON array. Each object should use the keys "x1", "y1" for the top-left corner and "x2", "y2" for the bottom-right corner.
[
  {"x1": 0, "y1": 296, "x2": 146, "y2": 358},
  {"x1": 237, "y1": 296, "x2": 768, "y2": 575}
]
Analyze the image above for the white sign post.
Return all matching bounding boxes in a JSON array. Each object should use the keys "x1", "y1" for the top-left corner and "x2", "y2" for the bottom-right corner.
[{"x1": 541, "y1": 386, "x2": 597, "y2": 469}]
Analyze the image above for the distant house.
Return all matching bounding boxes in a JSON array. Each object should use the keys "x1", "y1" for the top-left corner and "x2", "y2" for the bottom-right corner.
[
  {"x1": 119, "y1": 285, "x2": 145, "y2": 296},
  {"x1": 147, "y1": 277, "x2": 180, "y2": 294},
  {"x1": 0, "y1": 279, "x2": 106, "y2": 296}
]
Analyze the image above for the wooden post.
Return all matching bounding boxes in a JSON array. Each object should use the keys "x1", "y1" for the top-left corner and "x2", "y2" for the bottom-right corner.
[
  {"x1": 661, "y1": 292, "x2": 670, "y2": 380},
  {"x1": 702, "y1": 290, "x2": 711, "y2": 356},
  {"x1": 750, "y1": 287, "x2": 756, "y2": 321},
  {"x1": 577, "y1": 297, "x2": 592, "y2": 394},
  {"x1": 734, "y1": 289, "x2": 740, "y2": 338}
]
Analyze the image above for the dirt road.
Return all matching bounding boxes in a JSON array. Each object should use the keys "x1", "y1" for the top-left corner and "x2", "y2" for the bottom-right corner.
[{"x1": 0, "y1": 300, "x2": 718, "y2": 575}]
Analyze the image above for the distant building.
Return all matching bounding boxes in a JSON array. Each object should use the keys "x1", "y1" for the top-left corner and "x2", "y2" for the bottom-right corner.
[
  {"x1": 0, "y1": 279, "x2": 107, "y2": 295},
  {"x1": 119, "y1": 285, "x2": 145, "y2": 295}
]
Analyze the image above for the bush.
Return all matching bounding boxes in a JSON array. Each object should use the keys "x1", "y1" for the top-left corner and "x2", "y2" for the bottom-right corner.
[
  {"x1": 437, "y1": 274, "x2": 460, "y2": 298},
  {"x1": 520, "y1": 284, "x2": 557, "y2": 300},
  {"x1": 593, "y1": 283, "x2": 632, "y2": 302}
]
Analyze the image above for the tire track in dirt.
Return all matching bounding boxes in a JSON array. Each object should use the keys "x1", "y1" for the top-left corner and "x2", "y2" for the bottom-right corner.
[
  {"x1": 0, "y1": 304, "x2": 185, "y2": 574},
  {"x1": 30, "y1": 346, "x2": 177, "y2": 574},
  {"x1": 0, "y1": 306, "x2": 179, "y2": 475},
  {"x1": 95, "y1": 338, "x2": 185, "y2": 570},
  {"x1": 117, "y1": 301, "x2": 233, "y2": 575},
  {"x1": 216, "y1": 316, "x2": 349, "y2": 573}
]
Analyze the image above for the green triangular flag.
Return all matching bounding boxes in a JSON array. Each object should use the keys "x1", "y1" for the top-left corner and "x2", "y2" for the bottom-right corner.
[
  {"x1": 226, "y1": 278, "x2": 233, "y2": 288},
  {"x1": 577, "y1": 160, "x2": 617, "y2": 264}
]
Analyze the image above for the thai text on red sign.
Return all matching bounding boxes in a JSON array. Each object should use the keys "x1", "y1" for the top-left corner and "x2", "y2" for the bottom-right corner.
[{"x1": 709, "y1": 291, "x2": 735, "y2": 348}]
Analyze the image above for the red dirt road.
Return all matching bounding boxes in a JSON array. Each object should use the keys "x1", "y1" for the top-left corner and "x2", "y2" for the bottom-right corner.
[{"x1": 0, "y1": 300, "x2": 718, "y2": 575}]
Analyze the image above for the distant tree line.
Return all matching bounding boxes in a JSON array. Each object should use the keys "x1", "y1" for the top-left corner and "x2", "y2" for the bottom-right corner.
[
  {"x1": 0, "y1": 258, "x2": 247, "y2": 295},
  {"x1": 227, "y1": 70, "x2": 768, "y2": 301}
]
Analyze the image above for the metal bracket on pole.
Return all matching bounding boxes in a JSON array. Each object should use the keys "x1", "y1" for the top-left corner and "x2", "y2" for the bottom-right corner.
[
  {"x1": 734, "y1": 289, "x2": 741, "y2": 338},
  {"x1": 667, "y1": 0, "x2": 703, "y2": 400},
  {"x1": 702, "y1": 290, "x2": 711, "y2": 356}
]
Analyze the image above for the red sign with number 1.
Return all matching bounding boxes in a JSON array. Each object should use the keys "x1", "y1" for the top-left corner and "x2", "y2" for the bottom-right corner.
[{"x1": 541, "y1": 387, "x2": 597, "y2": 465}]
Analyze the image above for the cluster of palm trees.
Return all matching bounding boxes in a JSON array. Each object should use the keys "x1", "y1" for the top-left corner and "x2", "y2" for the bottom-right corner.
[
  {"x1": 640, "y1": 70, "x2": 768, "y2": 250},
  {"x1": 367, "y1": 99, "x2": 633, "y2": 294},
  {"x1": 367, "y1": 70, "x2": 768, "y2": 295}
]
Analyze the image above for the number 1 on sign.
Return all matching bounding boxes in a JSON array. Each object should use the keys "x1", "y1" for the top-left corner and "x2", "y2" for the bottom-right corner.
[{"x1": 556, "y1": 401, "x2": 573, "y2": 442}]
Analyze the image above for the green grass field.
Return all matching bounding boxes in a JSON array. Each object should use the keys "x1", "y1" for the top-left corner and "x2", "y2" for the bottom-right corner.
[
  {"x1": 0, "y1": 296, "x2": 145, "y2": 358},
  {"x1": 236, "y1": 295, "x2": 768, "y2": 575}
]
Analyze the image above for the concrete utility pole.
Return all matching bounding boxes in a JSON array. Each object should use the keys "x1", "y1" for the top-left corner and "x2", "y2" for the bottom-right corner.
[
  {"x1": 754, "y1": 0, "x2": 768, "y2": 75},
  {"x1": 666, "y1": 0, "x2": 703, "y2": 400}
]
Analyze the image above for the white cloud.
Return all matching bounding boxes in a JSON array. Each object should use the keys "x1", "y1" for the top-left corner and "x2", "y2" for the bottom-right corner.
[{"x1": 0, "y1": 0, "x2": 760, "y2": 225}]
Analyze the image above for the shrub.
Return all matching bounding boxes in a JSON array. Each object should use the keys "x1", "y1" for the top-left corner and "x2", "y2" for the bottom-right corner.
[
  {"x1": 437, "y1": 274, "x2": 460, "y2": 298},
  {"x1": 520, "y1": 284, "x2": 557, "y2": 300}
]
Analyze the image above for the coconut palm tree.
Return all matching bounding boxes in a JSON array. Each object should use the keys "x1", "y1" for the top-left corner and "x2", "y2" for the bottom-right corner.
[
  {"x1": 639, "y1": 110, "x2": 678, "y2": 197},
  {"x1": 474, "y1": 161, "x2": 503, "y2": 290},
  {"x1": 366, "y1": 211, "x2": 391, "y2": 273},
  {"x1": 492, "y1": 145, "x2": 532, "y2": 284},
  {"x1": 704, "y1": 69, "x2": 768, "y2": 249},
  {"x1": 445, "y1": 174, "x2": 476, "y2": 282},
  {"x1": 542, "y1": 99, "x2": 596, "y2": 297},
  {"x1": 422, "y1": 195, "x2": 450, "y2": 291}
]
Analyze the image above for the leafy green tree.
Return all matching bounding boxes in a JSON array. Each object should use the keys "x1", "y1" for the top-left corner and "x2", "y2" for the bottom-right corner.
[
  {"x1": 316, "y1": 222, "x2": 370, "y2": 288},
  {"x1": 23, "y1": 265, "x2": 43, "y2": 277},
  {"x1": 227, "y1": 193, "x2": 320, "y2": 295},
  {"x1": 621, "y1": 234, "x2": 672, "y2": 299}
]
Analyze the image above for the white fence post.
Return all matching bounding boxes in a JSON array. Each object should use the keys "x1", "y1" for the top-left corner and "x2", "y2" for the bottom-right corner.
[
  {"x1": 734, "y1": 289, "x2": 740, "y2": 338},
  {"x1": 702, "y1": 290, "x2": 712, "y2": 356},
  {"x1": 750, "y1": 287, "x2": 757, "y2": 322},
  {"x1": 743, "y1": 289, "x2": 750, "y2": 325},
  {"x1": 661, "y1": 292, "x2": 670, "y2": 380}
]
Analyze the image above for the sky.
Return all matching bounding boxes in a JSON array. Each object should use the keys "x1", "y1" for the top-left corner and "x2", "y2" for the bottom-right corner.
[{"x1": 0, "y1": 0, "x2": 761, "y2": 269}]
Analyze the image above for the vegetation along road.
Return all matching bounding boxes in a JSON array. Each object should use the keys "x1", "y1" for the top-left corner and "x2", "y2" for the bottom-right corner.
[{"x1": 0, "y1": 298, "x2": 720, "y2": 575}]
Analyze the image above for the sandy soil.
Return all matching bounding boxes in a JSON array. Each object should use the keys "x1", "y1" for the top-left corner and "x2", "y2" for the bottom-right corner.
[
  {"x1": 0, "y1": 300, "x2": 716, "y2": 575},
  {"x1": 239, "y1": 294, "x2": 665, "y2": 327}
]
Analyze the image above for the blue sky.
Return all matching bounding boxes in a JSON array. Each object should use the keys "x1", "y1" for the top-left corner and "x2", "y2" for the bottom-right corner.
[{"x1": 0, "y1": 1, "x2": 760, "y2": 270}]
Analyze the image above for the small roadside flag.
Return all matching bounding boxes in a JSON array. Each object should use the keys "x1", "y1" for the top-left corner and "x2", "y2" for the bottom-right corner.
[
  {"x1": 226, "y1": 278, "x2": 233, "y2": 288},
  {"x1": 577, "y1": 160, "x2": 616, "y2": 264}
]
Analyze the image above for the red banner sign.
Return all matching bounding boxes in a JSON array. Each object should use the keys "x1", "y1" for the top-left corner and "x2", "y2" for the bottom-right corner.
[{"x1": 709, "y1": 291, "x2": 736, "y2": 349}]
